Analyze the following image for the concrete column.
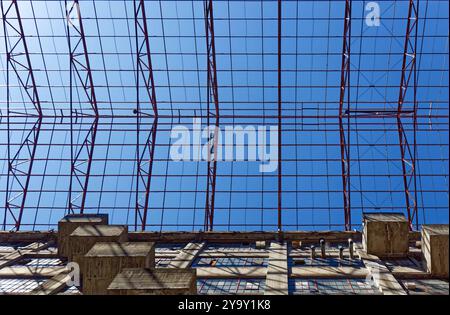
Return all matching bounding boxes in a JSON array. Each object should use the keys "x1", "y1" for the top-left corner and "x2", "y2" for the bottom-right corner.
[
  {"x1": 362, "y1": 213, "x2": 409, "y2": 257},
  {"x1": 421, "y1": 224, "x2": 449, "y2": 277}
]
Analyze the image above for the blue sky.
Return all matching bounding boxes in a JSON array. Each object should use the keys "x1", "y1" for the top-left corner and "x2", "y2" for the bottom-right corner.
[{"x1": 0, "y1": 0, "x2": 448, "y2": 231}]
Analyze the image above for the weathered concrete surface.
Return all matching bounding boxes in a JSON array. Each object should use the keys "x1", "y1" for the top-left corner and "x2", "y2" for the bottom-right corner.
[
  {"x1": 107, "y1": 268, "x2": 197, "y2": 295},
  {"x1": 82, "y1": 242, "x2": 155, "y2": 295},
  {"x1": 58, "y1": 214, "x2": 108, "y2": 258},
  {"x1": 421, "y1": 224, "x2": 449, "y2": 277},
  {"x1": 363, "y1": 213, "x2": 409, "y2": 257},
  {"x1": 68, "y1": 225, "x2": 127, "y2": 269},
  {"x1": 265, "y1": 242, "x2": 288, "y2": 295}
]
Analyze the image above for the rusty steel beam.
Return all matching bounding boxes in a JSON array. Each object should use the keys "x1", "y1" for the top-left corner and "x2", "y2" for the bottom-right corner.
[
  {"x1": 65, "y1": 0, "x2": 99, "y2": 214},
  {"x1": 1, "y1": 0, "x2": 41, "y2": 117},
  {"x1": 2, "y1": 0, "x2": 42, "y2": 231},
  {"x1": 133, "y1": 0, "x2": 159, "y2": 231},
  {"x1": 339, "y1": 0, "x2": 352, "y2": 231},
  {"x1": 203, "y1": 0, "x2": 220, "y2": 232},
  {"x1": 2, "y1": 119, "x2": 42, "y2": 231},
  {"x1": 67, "y1": 118, "x2": 98, "y2": 214},
  {"x1": 397, "y1": 0, "x2": 419, "y2": 231},
  {"x1": 134, "y1": 119, "x2": 158, "y2": 231}
]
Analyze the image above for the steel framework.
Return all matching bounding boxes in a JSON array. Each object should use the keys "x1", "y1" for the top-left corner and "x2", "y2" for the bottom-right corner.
[
  {"x1": 397, "y1": 0, "x2": 419, "y2": 230},
  {"x1": 134, "y1": 0, "x2": 158, "y2": 231},
  {"x1": 0, "y1": 0, "x2": 447, "y2": 232},
  {"x1": 203, "y1": 0, "x2": 220, "y2": 232},
  {"x1": 65, "y1": 0, "x2": 99, "y2": 214},
  {"x1": 1, "y1": 0, "x2": 42, "y2": 231},
  {"x1": 339, "y1": 0, "x2": 352, "y2": 231}
]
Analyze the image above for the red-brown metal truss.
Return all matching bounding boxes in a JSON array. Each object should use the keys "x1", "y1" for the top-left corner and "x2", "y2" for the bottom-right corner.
[
  {"x1": 339, "y1": 0, "x2": 352, "y2": 231},
  {"x1": 0, "y1": 0, "x2": 445, "y2": 232},
  {"x1": 1, "y1": 0, "x2": 42, "y2": 231},
  {"x1": 203, "y1": 0, "x2": 220, "y2": 232},
  {"x1": 397, "y1": 0, "x2": 419, "y2": 231},
  {"x1": 134, "y1": 0, "x2": 158, "y2": 231},
  {"x1": 65, "y1": 0, "x2": 99, "y2": 214},
  {"x1": 2, "y1": 119, "x2": 42, "y2": 231},
  {"x1": 1, "y1": 0, "x2": 41, "y2": 117}
]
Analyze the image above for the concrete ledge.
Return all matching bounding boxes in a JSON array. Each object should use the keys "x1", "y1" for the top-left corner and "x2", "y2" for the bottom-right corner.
[
  {"x1": 290, "y1": 266, "x2": 368, "y2": 278},
  {"x1": 196, "y1": 267, "x2": 266, "y2": 278},
  {"x1": 168, "y1": 242, "x2": 205, "y2": 269},
  {"x1": 0, "y1": 230, "x2": 425, "y2": 244},
  {"x1": 107, "y1": 268, "x2": 197, "y2": 295}
]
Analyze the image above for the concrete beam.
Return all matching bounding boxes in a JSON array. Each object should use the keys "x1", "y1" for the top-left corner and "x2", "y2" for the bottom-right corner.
[
  {"x1": 29, "y1": 271, "x2": 72, "y2": 295},
  {"x1": 196, "y1": 267, "x2": 266, "y2": 278},
  {"x1": 357, "y1": 247, "x2": 407, "y2": 295},
  {"x1": 265, "y1": 242, "x2": 288, "y2": 295},
  {"x1": 290, "y1": 266, "x2": 368, "y2": 278},
  {"x1": 3, "y1": 230, "x2": 426, "y2": 244},
  {"x1": 128, "y1": 231, "x2": 361, "y2": 244},
  {"x1": 0, "y1": 266, "x2": 66, "y2": 278},
  {"x1": 107, "y1": 268, "x2": 197, "y2": 295},
  {"x1": 0, "y1": 242, "x2": 51, "y2": 269},
  {"x1": 168, "y1": 242, "x2": 205, "y2": 269},
  {"x1": 200, "y1": 252, "x2": 269, "y2": 258}
]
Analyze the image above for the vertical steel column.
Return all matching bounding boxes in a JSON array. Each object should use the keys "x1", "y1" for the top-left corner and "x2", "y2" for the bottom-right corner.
[
  {"x1": 397, "y1": 0, "x2": 419, "y2": 230},
  {"x1": 277, "y1": 0, "x2": 282, "y2": 231},
  {"x1": 339, "y1": 0, "x2": 352, "y2": 231},
  {"x1": 134, "y1": 0, "x2": 158, "y2": 231},
  {"x1": 1, "y1": 0, "x2": 42, "y2": 231},
  {"x1": 204, "y1": 0, "x2": 220, "y2": 231},
  {"x1": 65, "y1": 0, "x2": 99, "y2": 214}
]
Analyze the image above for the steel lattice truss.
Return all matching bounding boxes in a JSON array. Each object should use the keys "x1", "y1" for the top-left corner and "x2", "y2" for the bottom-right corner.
[{"x1": 0, "y1": 0, "x2": 448, "y2": 232}]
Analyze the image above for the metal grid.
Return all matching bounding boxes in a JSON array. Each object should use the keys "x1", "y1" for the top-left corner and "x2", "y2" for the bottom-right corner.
[
  {"x1": 289, "y1": 278, "x2": 379, "y2": 295},
  {"x1": 0, "y1": 244, "x2": 15, "y2": 252},
  {"x1": 194, "y1": 256, "x2": 268, "y2": 267},
  {"x1": 155, "y1": 243, "x2": 184, "y2": 252},
  {"x1": 0, "y1": 0, "x2": 448, "y2": 232},
  {"x1": 0, "y1": 242, "x2": 33, "y2": 252},
  {"x1": 197, "y1": 278, "x2": 265, "y2": 295},
  {"x1": 23, "y1": 258, "x2": 64, "y2": 267},
  {"x1": 0, "y1": 278, "x2": 45, "y2": 294},
  {"x1": 205, "y1": 243, "x2": 263, "y2": 252},
  {"x1": 289, "y1": 257, "x2": 364, "y2": 267}
]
